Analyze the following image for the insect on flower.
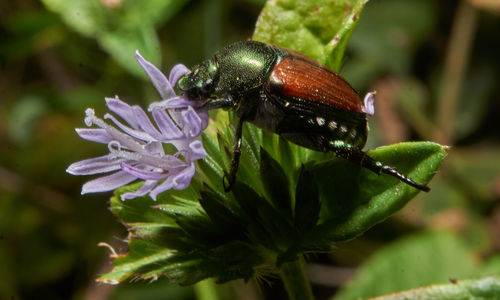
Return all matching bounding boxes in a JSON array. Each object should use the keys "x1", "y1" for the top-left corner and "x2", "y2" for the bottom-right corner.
[
  {"x1": 177, "y1": 40, "x2": 430, "y2": 192},
  {"x1": 67, "y1": 52, "x2": 208, "y2": 200}
]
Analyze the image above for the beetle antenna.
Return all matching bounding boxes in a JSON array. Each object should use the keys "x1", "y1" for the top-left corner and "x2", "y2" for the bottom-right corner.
[{"x1": 331, "y1": 143, "x2": 430, "y2": 192}]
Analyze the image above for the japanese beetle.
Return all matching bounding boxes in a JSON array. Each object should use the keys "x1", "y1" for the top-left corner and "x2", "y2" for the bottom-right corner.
[{"x1": 177, "y1": 41, "x2": 430, "y2": 192}]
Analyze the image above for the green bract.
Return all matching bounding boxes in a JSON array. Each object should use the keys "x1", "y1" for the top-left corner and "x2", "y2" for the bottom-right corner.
[{"x1": 99, "y1": 108, "x2": 446, "y2": 284}]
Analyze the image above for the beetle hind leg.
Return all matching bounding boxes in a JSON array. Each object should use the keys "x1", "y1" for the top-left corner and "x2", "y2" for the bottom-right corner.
[{"x1": 329, "y1": 141, "x2": 430, "y2": 192}]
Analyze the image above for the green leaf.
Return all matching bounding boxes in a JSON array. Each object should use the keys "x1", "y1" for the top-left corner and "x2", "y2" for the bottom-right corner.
[
  {"x1": 41, "y1": 0, "x2": 188, "y2": 77},
  {"x1": 41, "y1": 0, "x2": 106, "y2": 37},
  {"x1": 120, "y1": 0, "x2": 189, "y2": 28},
  {"x1": 368, "y1": 275, "x2": 500, "y2": 300},
  {"x1": 333, "y1": 231, "x2": 480, "y2": 300},
  {"x1": 99, "y1": 185, "x2": 202, "y2": 283},
  {"x1": 200, "y1": 133, "x2": 226, "y2": 170},
  {"x1": 99, "y1": 23, "x2": 161, "y2": 77},
  {"x1": 253, "y1": 0, "x2": 368, "y2": 70},
  {"x1": 312, "y1": 142, "x2": 447, "y2": 242},
  {"x1": 140, "y1": 226, "x2": 200, "y2": 252},
  {"x1": 98, "y1": 237, "x2": 178, "y2": 284}
]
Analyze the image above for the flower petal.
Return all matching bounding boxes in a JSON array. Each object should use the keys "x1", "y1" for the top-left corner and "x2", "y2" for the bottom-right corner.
[
  {"x1": 67, "y1": 155, "x2": 122, "y2": 175},
  {"x1": 172, "y1": 163, "x2": 196, "y2": 190},
  {"x1": 134, "y1": 50, "x2": 175, "y2": 100},
  {"x1": 147, "y1": 163, "x2": 196, "y2": 199},
  {"x1": 149, "y1": 176, "x2": 174, "y2": 200},
  {"x1": 81, "y1": 170, "x2": 136, "y2": 194},
  {"x1": 105, "y1": 96, "x2": 139, "y2": 129},
  {"x1": 199, "y1": 111, "x2": 209, "y2": 129},
  {"x1": 104, "y1": 113, "x2": 158, "y2": 142},
  {"x1": 189, "y1": 140, "x2": 207, "y2": 161},
  {"x1": 362, "y1": 92, "x2": 375, "y2": 116},
  {"x1": 70, "y1": 55, "x2": 209, "y2": 201},
  {"x1": 181, "y1": 107, "x2": 203, "y2": 137},
  {"x1": 148, "y1": 97, "x2": 197, "y2": 110},
  {"x1": 76, "y1": 128, "x2": 113, "y2": 144},
  {"x1": 120, "y1": 162, "x2": 169, "y2": 180},
  {"x1": 132, "y1": 106, "x2": 165, "y2": 140},
  {"x1": 121, "y1": 180, "x2": 158, "y2": 200},
  {"x1": 168, "y1": 64, "x2": 190, "y2": 86},
  {"x1": 151, "y1": 108, "x2": 184, "y2": 140},
  {"x1": 144, "y1": 141, "x2": 165, "y2": 156}
]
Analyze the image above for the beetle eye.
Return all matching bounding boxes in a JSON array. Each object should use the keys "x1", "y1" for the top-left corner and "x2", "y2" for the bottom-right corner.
[
  {"x1": 177, "y1": 76, "x2": 190, "y2": 91},
  {"x1": 201, "y1": 79, "x2": 214, "y2": 94}
]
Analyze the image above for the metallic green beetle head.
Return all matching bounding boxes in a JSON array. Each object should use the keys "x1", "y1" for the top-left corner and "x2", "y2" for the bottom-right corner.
[{"x1": 177, "y1": 59, "x2": 219, "y2": 101}]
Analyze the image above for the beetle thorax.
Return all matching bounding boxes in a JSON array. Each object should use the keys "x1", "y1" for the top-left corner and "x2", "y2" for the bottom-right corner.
[{"x1": 212, "y1": 41, "x2": 278, "y2": 99}]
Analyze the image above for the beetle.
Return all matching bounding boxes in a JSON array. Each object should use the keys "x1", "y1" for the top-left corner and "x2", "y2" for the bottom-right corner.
[{"x1": 177, "y1": 40, "x2": 430, "y2": 192}]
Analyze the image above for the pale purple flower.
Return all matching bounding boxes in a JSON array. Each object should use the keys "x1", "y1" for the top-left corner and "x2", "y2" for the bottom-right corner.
[
  {"x1": 67, "y1": 51, "x2": 208, "y2": 200},
  {"x1": 361, "y1": 91, "x2": 375, "y2": 116}
]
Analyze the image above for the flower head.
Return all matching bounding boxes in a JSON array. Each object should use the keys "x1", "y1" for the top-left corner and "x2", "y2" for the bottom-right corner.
[{"x1": 67, "y1": 52, "x2": 207, "y2": 200}]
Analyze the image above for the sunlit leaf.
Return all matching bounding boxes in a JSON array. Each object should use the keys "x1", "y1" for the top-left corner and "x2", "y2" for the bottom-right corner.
[
  {"x1": 333, "y1": 231, "x2": 479, "y2": 300},
  {"x1": 313, "y1": 142, "x2": 447, "y2": 242},
  {"x1": 370, "y1": 275, "x2": 500, "y2": 300},
  {"x1": 253, "y1": 0, "x2": 369, "y2": 71}
]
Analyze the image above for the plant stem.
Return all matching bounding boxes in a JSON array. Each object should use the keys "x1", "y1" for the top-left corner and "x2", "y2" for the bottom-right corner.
[
  {"x1": 279, "y1": 258, "x2": 314, "y2": 300},
  {"x1": 434, "y1": 0, "x2": 478, "y2": 145},
  {"x1": 194, "y1": 278, "x2": 220, "y2": 300}
]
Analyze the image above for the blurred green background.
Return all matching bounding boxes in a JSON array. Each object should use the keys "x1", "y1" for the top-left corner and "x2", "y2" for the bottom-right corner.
[{"x1": 0, "y1": 0, "x2": 499, "y2": 299}]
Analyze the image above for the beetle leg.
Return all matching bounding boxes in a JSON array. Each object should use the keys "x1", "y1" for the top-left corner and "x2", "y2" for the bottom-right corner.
[
  {"x1": 329, "y1": 141, "x2": 430, "y2": 192},
  {"x1": 197, "y1": 97, "x2": 234, "y2": 112},
  {"x1": 223, "y1": 117, "x2": 244, "y2": 192}
]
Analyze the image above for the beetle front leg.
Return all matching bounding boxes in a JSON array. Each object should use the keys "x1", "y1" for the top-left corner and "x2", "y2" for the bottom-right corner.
[
  {"x1": 196, "y1": 96, "x2": 235, "y2": 112},
  {"x1": 223, "y1": 117, "x2": 244, "y2": 192},
  {"x1": 329, "y1": 141, "x2": 430, "y2": 192}
]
